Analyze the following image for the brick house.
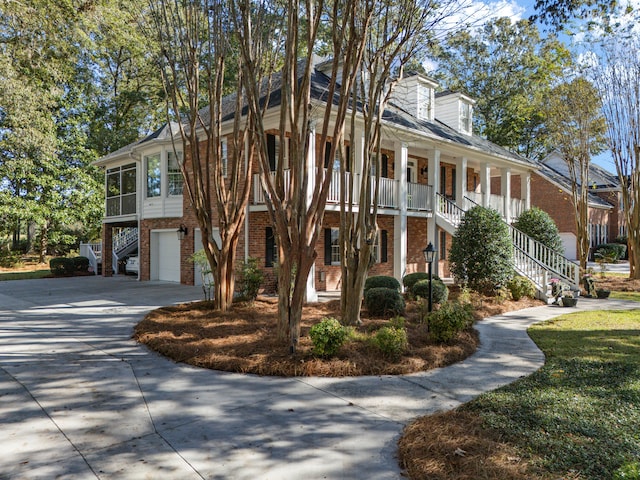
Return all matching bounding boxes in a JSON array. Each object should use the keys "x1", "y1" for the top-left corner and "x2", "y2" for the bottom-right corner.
[
  {"x1": 529, "y1": 151, "x2": 623, "y2": 260},
  {"x1": 93, "y1": 62, "x2": 581, "y2": 299}
]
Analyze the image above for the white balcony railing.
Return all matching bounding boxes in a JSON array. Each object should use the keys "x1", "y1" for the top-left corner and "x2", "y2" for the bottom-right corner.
[{"x1": 252, "y1": 169, "x2": 432, "y2": 212}]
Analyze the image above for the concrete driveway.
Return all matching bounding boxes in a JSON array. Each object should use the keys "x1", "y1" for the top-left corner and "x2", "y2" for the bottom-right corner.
[{"x1": 1, "y1": 276, "x2": 636, "y2": 479}]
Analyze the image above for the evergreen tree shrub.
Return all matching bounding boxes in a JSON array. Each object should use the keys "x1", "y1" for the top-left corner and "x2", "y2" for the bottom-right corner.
[
  {"x1": 513, "y1": 207, "x2": 563, "y2": 253},
  {"x1": 449, "y1": 206, "x2": 514, "y2": 294},
  {"x1": 372, "y1": 326, "x2": 408, "y2": 358}
]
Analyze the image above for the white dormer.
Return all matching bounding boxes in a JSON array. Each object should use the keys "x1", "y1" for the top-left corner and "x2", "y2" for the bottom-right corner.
[
  {"x1": 392, "y1": 74, "x2": 438, "y2": 122},
  {"x1": 434, "y1": 91, "x2": 476, "y2": 135}
]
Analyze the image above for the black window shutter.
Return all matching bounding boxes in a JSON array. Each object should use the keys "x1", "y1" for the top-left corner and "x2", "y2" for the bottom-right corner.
[
  {"x1": 381, "y1": 230, "x2": 388, "y2": 263},
  {"x1": 324, "y1": 141, "x2": 332, "y2": 168},
  {"x1": 265, "y1": 227, "x2": 274, "y2": 267},
  {"x1": 324, "y1": 229, "x2": 332, "y2": 265},
  {"x1": 346, "y1": 145, "x2": 351, "y2": 172},
  {"x1": 267, "y1": 134, "x2": 276, "y2": 171},
  {"x1": 381, "y1": 154, "x2": 388, "y2": 178}
]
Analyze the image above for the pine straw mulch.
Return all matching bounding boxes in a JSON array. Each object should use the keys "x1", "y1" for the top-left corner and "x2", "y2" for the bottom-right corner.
[
  {"x1": 398, "y1": 411, "x2": 547, "y2": 480},
  {"x1": 596, "y1": 275, "x2": 640, "y2": 292},
  {"x1": 134, "y1": 291, "x2": 544, "y2": 479},
  {"x1": 133, "y1": 290, "x2": 541, "y2": 377}
]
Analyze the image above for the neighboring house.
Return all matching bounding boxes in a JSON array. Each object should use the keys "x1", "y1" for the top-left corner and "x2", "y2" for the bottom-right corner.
[
  {"x1": 91, "y1": 61, "x2": 579, "y2": 300},
  {"x1": 529, "y1": 151, "x2": 624, "y2": 260}
]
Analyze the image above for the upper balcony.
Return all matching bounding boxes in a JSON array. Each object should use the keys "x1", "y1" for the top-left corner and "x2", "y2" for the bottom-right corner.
[{"x1": 252, "y1": 169, "x2": 433, "y2": 212}]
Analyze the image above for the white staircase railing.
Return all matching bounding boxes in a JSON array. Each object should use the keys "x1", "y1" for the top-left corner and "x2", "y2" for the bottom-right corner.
[
  {"x1": 80, "y1": 242, "x2": 101, "y2": 275},
  {"x1": 113, "y1": 228, "x2": 138, "y2": 255},
  {"x1": 436, "y1": 194, "x2": 579, "y2": 298},
  {"x1": 510, "y1": 225, "x2": 579, "y2": 289},
  {"x1": 436, "y1": 193, "x2": 465, "y2": 227}
]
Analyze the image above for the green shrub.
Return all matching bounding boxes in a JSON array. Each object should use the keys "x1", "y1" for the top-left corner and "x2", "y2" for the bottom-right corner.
[
  {"x1": 614, "y1": 462, "x2": 640, "y2": 480},
  {"x1": 49, "y1": 257, "x2": 74, "y2": 276},
  {"x1": 309, "y1": 317, "x2": 350, "y2": 357},
  {"x1": 411, "y1": 278, "x2": 449, "y2": 304},
  {"x1": 72, "y1": 256, "x2": 90, "y2": 273},
  {"x1": 507, "y1": 275, "x2": 536, "y2": 301},
  {"x1": 449, "y1": 206, "x2": 513, "y2": 294},
  {"x1": 427, "y1": 301, "x2": 474, "y2": 343},
  {"x1": 512, "y1": 207, "x2": 563, "y2": 254},
  {"x1": 364, "y1": 287, "x2": 405, "y2": 316},
  {"x1": 236, "y1": 257, "x2": 264, "y2": 302},
  {"x1": 0, "y1": 249, "x2": 22, "y2": 268},
  {"x1": 372, "y1": 326, "x2": 408, "y2": 358},
  {"x1": 402, "y1": 272, "x2": 430, "y2": 291},
  {"x1": 595, "y1": 243, "x2": 627, "y2": 262},
  {"x1": 364, "y1": 275, "x2": 401, "y2": 293}
]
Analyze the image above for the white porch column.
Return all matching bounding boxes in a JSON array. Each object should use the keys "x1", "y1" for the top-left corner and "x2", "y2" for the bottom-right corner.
[
  {"x1": 394, "y1": 142, "x2": 408, "y2": 282},
  {"x1": 427, "y1": 149, "x2": 440, "y2": 270},
  {"x1": 480, "y1": 162, "x2": 491, "y2": 208},
  {"x1": 455, "y1": 157, "x2": 468, "y2": 207},
  {"x1": 305, "y1": 124, "x2": 318, "y2": 302},
  {"x1": 521, "y1": 171, "x2": 531, "y2": 210},
  {"x1": 501, "y1": 167, "x2": 512, "y2": 223}
]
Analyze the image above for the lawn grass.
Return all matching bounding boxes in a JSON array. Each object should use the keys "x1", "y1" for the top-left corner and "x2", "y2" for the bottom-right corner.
[
  {"x1": 0, "y1": 269, "x2": 51, "y2": 281},
  {"x1": 462, "y1": 309, "x2": 640, "y2": 479},
  {"x1": 612, "y1": 291, "x2": 640, "y2": 302}
]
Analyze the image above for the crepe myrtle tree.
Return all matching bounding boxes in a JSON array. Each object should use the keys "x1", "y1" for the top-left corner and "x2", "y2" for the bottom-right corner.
[{"x1": 449, "y1": 206, "x2": 514, "y2": 294}]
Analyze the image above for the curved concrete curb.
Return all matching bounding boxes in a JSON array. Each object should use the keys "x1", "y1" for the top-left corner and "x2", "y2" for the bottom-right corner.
[{"x1": 1, "y1": 277, "x2": 638, "y2": 479}]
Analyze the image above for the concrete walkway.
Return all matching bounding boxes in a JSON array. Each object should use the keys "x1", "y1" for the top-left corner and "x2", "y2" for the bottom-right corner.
[{"x1": 1, "y1": 276, "x2": 638, "y2": 479}]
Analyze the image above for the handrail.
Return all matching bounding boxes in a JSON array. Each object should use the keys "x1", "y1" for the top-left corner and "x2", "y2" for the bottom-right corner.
[
  {"x1": 436, "y1": 193, "x2": 465, "y2": 227},
  {"x1": 113, "y1": 227, "x2": 138, "y2": 254},
  {"x1": 447, "y1": 194, "x2": 580, "y2": 292},
  {"x1": 80, "y1": 242, "x2": 101, "y2": 275}
]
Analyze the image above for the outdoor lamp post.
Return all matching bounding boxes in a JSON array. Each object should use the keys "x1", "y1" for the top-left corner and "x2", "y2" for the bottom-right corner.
[{"x1": 423, "y1": 242, "x2": 435, "y2": 312}]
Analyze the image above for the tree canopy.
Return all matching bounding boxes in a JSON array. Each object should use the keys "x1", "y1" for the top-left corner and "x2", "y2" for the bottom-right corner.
[{"x1": 431, "y1": 17, "x2": 571, "y2": 161}]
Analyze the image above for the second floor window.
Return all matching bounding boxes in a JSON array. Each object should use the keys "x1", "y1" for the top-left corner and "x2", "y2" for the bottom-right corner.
[
  {"x1": 167, "y1": 151, "x2": 183, "y2": 196},
  {"x1": 106, "y1": 163, "x2": 136, "y2": 216},
  {"x1": 460, "y1": 102, "x2": 471, "y2": 133},
  {"x1": 146, "y1": 153, "x2": 161, "y2": 198}
]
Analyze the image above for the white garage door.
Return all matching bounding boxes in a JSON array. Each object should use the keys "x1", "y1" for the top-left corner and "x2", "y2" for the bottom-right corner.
[
  {"x1": 157, "y1": 231, "x2": 181, "y2": 282},
  {"x1": 560, "y1": 233, "x2": 577, "y2": 261}
]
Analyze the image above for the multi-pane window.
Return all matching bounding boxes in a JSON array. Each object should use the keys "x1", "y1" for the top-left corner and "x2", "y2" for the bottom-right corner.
[
  {"x1": 372, "y1": 230, "x2": 388, "y2": 264},
  {"x1": 106, "y1": 163, "x2": 136, "y2": 217},
  {"x1": 167, "y1": 151, "x2": 183, "y2": 196},
  {"x1": 330, "y1": 228, "x2": 340, "y2": 265},
  {"x1": 460, "y1": 102, "x2": 471, "y2": 133},
  {"x1": 145, "y1": 153, "x2": 161, "y2": 198},
  {"x1": 417, "y1": 85, "x2": 432, "y2": 121}
]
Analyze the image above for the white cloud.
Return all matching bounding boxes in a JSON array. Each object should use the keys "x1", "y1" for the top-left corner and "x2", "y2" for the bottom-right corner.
[{"x1": 431, "y1": 0, "x2": 525, "y2": 40}]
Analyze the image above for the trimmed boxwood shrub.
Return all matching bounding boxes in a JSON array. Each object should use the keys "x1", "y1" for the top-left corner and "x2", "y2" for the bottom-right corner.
[
  {"x1": 372, "y1": 326, "x2": 408, "y2": 358},
  {"x1": 72, "y1": 256, "x2": 90, "y2": 273},
  {"x1": 402, "y1": 272, "x2": 441, "y2": 292},
  {"x1": 364, "y1": 287, "x2": 405, "y2": 316},
  {"x1": 309, "y1": 317, "x2": 350, "y2": 357},
  {"x1": 411, "y1": 278, "x2": 449, "y2": 305},
  {"x1": 427, "y1": 301, "x2": 474, "y2": 343},
  {"x1": 49, "y1": 257, "x2": 75, "y2": 276},
  {"x1": 507, "y1": 275, "x2": 536, "y2": 301},
  {"x1": 449, "y1": 206, "x2": 513, "y2": 294},
  {"x1": 364, "y1": 275, "x2": 401, "y2": 293}
]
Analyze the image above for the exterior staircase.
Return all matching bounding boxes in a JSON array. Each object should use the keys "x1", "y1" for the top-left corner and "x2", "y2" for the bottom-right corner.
[
  {"x1": 435, "y1": 193, "x2": 580, "y2": 301},
  {"x1": 80, "y1": 227, "x2": 139, "y2": 275}
]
